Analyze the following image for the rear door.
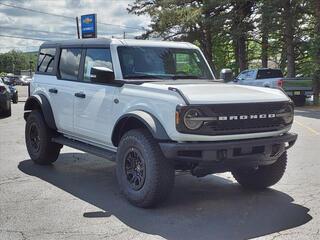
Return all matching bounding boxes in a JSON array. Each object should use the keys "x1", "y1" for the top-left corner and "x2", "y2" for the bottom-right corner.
[
  {"x1": 51, "y1": 48, "x2": 82, "y2": 134},
  {"x1": 73, "y1": 48, "x2": 116, "y2": 146}
]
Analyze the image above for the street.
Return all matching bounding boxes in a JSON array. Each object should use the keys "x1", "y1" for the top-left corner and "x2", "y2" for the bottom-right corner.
[{"x1": 0, "y1": 87, "x2": 319, "y2": 240}]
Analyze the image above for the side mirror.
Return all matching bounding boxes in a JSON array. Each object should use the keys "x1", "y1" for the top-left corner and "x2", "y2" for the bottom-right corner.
[
  {"x1": 233, "y1": 78, "x2": 239, "y2": 82},
  {"x1": 220, "y1": 68, "x2": 233, "y2": 82},
  {"x1": 90, "y1": 67, "x2": 115, "y2": 84}
]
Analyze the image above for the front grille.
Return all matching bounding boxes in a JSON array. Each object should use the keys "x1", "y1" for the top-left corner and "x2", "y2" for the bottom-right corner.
[{"x1": 177, "y1": 101, "x2": 293, "y2": 135}]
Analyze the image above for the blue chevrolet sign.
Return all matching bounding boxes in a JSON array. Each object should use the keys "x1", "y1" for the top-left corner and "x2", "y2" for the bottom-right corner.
[{"x1": 81, "y1": 14, "x2": 97, "y2": 38}]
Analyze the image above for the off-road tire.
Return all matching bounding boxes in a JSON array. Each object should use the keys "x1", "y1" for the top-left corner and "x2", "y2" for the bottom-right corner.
[
  {"x1": 116, "y1": 129, "x2": 175, "y2": 208},
  {"x1": 232, "y1": 152, "x2": 287, "y2": 190},
  {"x1": 25, "y1": 110, "x2": 62, "y2": 165}
]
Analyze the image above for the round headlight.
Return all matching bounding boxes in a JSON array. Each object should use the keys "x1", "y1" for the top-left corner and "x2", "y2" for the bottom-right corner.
[
  {"x1": 283, "y1": 104, "x2": 294, "y2": 124},
  {"x1": 183, "y1": 108, "x2": 203, "y2": 130}
]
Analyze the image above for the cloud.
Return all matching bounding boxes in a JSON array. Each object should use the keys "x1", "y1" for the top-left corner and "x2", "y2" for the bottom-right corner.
[{"x1": 0, "y1": 0, "x2": 150, "y2": 53}]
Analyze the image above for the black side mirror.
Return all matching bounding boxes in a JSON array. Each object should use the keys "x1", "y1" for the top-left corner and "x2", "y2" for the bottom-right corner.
[
  {"x1": 233, "y1": 78, "x2": 239, "y2": 82},
  {"x1": 90, "y1": 67, "x2": 115, "y2": 84},
  {"x1": 220, "y1": 68, "x2": 233, "y2": 82}
]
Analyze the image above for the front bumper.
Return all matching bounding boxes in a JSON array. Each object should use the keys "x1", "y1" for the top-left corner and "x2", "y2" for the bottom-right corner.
[{"x1": 159, "y1": 133, "x2": 297, "y2": 165}]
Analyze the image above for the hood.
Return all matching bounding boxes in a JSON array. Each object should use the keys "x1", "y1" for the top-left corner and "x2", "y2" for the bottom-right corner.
[{"x1": 142, "y1": 81, "x2": 289, "y2": 104}]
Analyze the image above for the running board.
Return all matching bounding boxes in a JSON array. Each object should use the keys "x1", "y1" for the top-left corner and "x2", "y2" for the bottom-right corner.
[{"x1": 52, "y1": 136, "x2": 116, "y2": 161}]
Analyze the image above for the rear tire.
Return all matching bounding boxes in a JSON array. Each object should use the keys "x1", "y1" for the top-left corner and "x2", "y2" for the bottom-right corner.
[
  {"x1": 232, "y1": 152, "x2": 287, "y2": 190},
  {"x1": 291, "y1": 95, "x2": 306, "y2": 107},
  {"x1": 116, "y1": 129, "x2": 175, "y2": 208},
  {"x1": 25, "y1": 110, "x2": 62, "y2": 165}
]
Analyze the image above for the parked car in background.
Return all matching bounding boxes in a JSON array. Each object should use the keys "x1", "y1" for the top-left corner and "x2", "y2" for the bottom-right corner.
[
  {"x1": 1, "y1": 77, "x2": 19, "y2": 104},
  {"x1": 16, "y1": 75, "x2": 32, "y2": 86},
  {"x1": 233, "y1": 68, "x2": 313, "y2": 106},
  {"x1": 0, "y1": 77, "x2": 12, "y2": 117}
]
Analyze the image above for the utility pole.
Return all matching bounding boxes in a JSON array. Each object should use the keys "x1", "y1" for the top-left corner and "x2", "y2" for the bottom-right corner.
[
  {"x1": 123, "y1": 31, "x2": 126, "y2": 39},
  {"x1": 29, "y1": 61, "x2": 32, "y2": 77}
]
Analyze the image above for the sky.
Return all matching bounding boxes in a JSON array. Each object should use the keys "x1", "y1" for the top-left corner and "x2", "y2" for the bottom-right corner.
[{"x1": 0, "y1": 0, "x2": 150, "y2": 53}]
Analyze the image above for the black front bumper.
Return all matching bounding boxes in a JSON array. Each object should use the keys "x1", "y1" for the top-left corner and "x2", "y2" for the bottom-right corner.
[{"x1": 159, "y1": 133, "x2": 297, "y2": 166}]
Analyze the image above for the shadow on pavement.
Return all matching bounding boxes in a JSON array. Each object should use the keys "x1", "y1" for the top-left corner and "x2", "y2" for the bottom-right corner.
[{"x1": 18, "y1": 153, "x2": 312, "y2": 240}]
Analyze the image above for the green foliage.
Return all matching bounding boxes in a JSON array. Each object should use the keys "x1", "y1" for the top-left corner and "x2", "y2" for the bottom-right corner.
[
  {"x1": 0, "y1": 50, "x2": 37, "y2": 75},
  {"x1": 128, "y1": 0, "x2": 319, "y2": 79}
]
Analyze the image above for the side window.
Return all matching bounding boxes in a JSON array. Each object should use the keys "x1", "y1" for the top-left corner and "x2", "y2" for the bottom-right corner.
[
  {"x1": 246, "y1": 70, "x2": 255, "y2": 80},
  {"x1": 238, "y1": 71, "x2": 247, "y2": 80},
  {"x1": 83, "y1": 48, "x2": 113, "y2": 82},
  {"x1": 37, "y1": 48, "x2": 56, "y2": 73},
  {"x1": 59, "y1": 48, "x2": 82, "y2": 81}
]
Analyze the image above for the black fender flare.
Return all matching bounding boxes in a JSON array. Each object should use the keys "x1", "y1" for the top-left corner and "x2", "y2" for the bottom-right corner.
[
  {"x1": 24, "y1": 94, "x2": 57, "y2": 130},
  {"x1": 112, "y1": 110, "x2": 170, "y2": 146}
]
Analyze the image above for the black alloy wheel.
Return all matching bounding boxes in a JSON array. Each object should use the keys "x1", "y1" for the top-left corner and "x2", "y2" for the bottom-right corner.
[
  {"x1": 29, "y1": 122, "x2": 41, "y2": 153},
  {"x1": 124, "y1": 147, "x2": 146, "y2": 191}
]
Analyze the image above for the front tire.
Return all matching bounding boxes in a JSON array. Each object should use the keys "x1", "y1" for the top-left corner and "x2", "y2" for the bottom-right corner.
[
  {"x1": 3, "y1": 103, "x2": 11, "y2": 117},
  {"x1": 116, "y1": 129, "x2": 175, "y2": 208},
  {"x1": 232, "y1": 152, "x2": 287, "y2": 190},
  {"x1": 291, "y1": 95, "x2": 306, "y2": 107},
  {"x1": 25, "y1": 110, "x2": 62, "y2": 165}
]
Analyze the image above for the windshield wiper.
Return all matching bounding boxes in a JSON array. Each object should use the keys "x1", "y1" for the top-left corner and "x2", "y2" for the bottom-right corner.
[{"x1": 124, "y1": 74, "x2": 165, "y2": 79}]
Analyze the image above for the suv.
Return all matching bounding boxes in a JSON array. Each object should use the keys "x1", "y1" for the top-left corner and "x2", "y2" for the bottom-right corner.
[{"x1": 24, "y1": 38, "x2": 297, "y2": 208}]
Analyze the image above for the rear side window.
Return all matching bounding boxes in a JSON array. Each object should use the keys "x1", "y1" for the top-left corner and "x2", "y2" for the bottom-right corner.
[
  {"x1": 37, "y1": 48, "x2": 56, "y2": 73},
  {"x1": 257, "y1": 69, "x2": 283, "y2": 79},
  {"x1": 59, "y1": 48, "x2": 82, "y2": 81}
]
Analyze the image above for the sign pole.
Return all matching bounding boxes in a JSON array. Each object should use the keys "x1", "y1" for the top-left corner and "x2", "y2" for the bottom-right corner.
[{"x1": 76, "y1": 17, "x2": 80, "y2": 39}]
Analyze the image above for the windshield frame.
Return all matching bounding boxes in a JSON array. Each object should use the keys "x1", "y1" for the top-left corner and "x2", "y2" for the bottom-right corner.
[{"x1": 116, "y1": 46, "x2": 215, "y2": 81}]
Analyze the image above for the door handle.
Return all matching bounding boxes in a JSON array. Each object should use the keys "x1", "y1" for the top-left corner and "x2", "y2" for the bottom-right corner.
[
  {"x1": 74, "y1": 92, "x2": 86, "y2": 98},
  {"x1": 49, "y1": 88, "x2": 58, "y2": 94}
]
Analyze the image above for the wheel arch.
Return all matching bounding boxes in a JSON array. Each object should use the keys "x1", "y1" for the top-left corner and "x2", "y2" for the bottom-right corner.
[
  {"x1": 24, "y1": 94, "x2": 57, "y2": 130},
  {"x1": 111, "y1": 110, "x2": 170, "y2": 147}
]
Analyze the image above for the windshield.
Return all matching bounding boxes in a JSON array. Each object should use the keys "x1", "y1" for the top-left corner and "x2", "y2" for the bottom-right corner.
[{"x1": 117, "y1": 46, "x2": 213, "y2": 80}]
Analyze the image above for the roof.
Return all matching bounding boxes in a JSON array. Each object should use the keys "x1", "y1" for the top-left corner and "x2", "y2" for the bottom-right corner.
[
  {"x1": 40, "y1": 38, "x2": 112, "y2": 48},
  {"x1": 40, "y1": 38, "x2": 198, "y2": 49}
]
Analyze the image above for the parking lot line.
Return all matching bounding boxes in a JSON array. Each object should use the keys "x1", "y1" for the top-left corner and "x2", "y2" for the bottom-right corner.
[{"x1": 294, "y1": 120, "x2": 320, "y2": 135}]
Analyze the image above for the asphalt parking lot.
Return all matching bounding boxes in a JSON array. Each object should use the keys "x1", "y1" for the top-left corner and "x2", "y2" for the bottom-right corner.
[{"x1": 0, "y1": 87, "x2": 319, "y2": 240}]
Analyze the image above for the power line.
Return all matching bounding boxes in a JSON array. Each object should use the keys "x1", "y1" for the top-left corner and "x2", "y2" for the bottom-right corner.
[
  {"x1": 0, "y1": 2, "x2": 145, "y2": 31},
  {"x1": 0, "y1": 26, "x2": 75, "y2": 36},
  {"x1": 0, "y1": 34, "x2": 51, "y2": 41}
]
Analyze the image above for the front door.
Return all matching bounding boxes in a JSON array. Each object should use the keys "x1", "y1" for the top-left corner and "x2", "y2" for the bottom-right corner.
[{"x1": 73, "y1": 48, "x2": 116, "y2": 146}]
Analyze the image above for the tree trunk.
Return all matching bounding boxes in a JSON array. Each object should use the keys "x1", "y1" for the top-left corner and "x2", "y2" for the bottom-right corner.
[
  {"x1": 261, "y1": 31, "x2": 268, "y2": 68},
  {"x1": 283, "y1": 0, "x2": 296, "y2": 78},
  {"x1": 238, "y1": 35, "x2": 247, "y2": 71},
  {"x1": 313, "y1": 0, "x2": 320, "y2": 105},
  {"x1": 261, "y1": 6, "x2": 269, "y2": 68},
  {"x1": 199, "y1": 13, "x2": 217, "y2": 77},
  {"x1": 233, "y1": 39, "x2": 240, "y2": 75}
]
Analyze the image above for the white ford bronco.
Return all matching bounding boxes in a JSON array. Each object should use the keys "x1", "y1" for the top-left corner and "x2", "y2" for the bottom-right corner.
[{"x1": 24, "y1": 38, "x2": 297, "y2": 208}]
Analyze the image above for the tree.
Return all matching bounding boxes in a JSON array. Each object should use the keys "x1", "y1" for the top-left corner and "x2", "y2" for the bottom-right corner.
[
  {"x1": 0, "y1": 50, "x2": 37, "y2": 74},
  {"x1": 311, "y1": 0, "x2": 320, "y2": 105},
  {"x1": 228, "y1": 0, "x2": 255, "y2": 73}
]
